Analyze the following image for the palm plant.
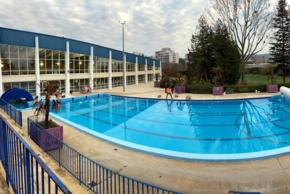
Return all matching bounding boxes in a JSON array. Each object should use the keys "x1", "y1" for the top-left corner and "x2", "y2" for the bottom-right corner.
[
  {"x1": 267, "y1": 65, "x2": 277, "y2": 84},
  {"x1": 32, "y1": 82, "x2": 63, "y2": 129}
]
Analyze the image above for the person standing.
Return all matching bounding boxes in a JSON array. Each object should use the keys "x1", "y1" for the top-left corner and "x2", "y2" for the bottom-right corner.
[
  {"x1": 166, "y1": 87, "x2": 173, "y2": 99},
  {"x1": 171, "y1": 82, "x2": 174, "y2": 94},
  {"x1": 165, "y1": 82, "x2": 168, "y2": 93}
]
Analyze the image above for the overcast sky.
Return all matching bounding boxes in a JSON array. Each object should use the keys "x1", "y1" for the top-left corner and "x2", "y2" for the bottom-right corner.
[{"x1": 0, "y1": 0, "x2": 271, "y2": 58}]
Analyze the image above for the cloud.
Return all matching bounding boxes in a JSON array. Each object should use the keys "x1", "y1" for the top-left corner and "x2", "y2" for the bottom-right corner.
[{"x1": 0, "y1": 0, "x2": 207, "y2": 58}]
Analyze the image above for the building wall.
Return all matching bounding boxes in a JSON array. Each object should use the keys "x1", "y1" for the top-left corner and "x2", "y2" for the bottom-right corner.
[
  {"x1": 155, "y1": 48, "x2": 179, "y2": 66},
  {"x1": 0, "y1": 27, "x2": 161, "y2": 96}
]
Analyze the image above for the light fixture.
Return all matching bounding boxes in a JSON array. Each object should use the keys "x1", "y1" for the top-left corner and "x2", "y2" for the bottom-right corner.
[
  {"x1": 56, "y1": 62, "x2": 60, "y2": 65},
  {"x1": 40, "y1": 62, "x2": 44, "y2": 66},
  {"x1": 1, "y1": 64, "x2": 3, "y2": 67},
  {"x1": 286, "y1": 5, "x2": 289, "y2": 10},
  {"x1": 79, "y1": 62, "x2": 82, "y2": 65}
]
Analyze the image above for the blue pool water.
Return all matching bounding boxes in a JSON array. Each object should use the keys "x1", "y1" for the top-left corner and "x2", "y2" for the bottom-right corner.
[{"x1": 18, "y1": 95, "x2": 290, "y2": 161}]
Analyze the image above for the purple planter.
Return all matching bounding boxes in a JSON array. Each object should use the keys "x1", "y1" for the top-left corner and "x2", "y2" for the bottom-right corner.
[
  {"x1": 29, "y1": 120, "x2": 63, "y2": 151},
  {"x1": 154, "y1": 82, "x2": 160, "y2": 87},
  {"x1": 267, "y1": 84, "x2": 278, "y2": 93},
  {"x1": 175, "y1": 86, "x2": 185, "y2": 94},
  {"x1": 213, "y1": 87, "x2": 224, "y2": 95}
]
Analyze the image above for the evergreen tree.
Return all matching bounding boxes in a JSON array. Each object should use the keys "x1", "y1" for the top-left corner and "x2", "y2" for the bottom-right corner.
[
  {"x1": 213, "y1": 21, "x2": 241, "y2": 85},
  {"x1": 187, "y1": 15, "x2": 215, "y2": 83},
  {"x1": 269, "y1": 0, "x2": 290, "y2": 83}
]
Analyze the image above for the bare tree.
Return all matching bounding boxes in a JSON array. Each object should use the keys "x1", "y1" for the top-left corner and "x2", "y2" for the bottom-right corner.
[{"x1": 207, "y1": 0, "x2": 274, "y2": 84}]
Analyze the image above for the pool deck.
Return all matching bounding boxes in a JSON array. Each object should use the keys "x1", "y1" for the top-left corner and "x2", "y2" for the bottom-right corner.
[{"x1": 4, "y1": 83, "x2": 290, "y2": 194}]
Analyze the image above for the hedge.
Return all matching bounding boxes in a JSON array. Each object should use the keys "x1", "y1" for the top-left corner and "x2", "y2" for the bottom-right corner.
[{"x1": 184, "y1": 83, "x2": 290, "y2": 94}]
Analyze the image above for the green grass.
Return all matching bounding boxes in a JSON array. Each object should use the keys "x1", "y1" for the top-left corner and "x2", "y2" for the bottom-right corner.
[{"x1": 240, "y1": 74, "x2": 290, "y2": 85}]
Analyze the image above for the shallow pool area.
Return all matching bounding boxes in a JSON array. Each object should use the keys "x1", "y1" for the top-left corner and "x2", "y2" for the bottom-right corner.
[{"x1": 18, "y1": 94, "x2": 290, "y2": 161}]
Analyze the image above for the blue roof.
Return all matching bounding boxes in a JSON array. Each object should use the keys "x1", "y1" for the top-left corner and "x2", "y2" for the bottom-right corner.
[{"x1": 0, "y1": 27, "x2": 161, "y2": 67}]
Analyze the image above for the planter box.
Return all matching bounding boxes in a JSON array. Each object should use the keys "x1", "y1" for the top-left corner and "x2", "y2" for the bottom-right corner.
[
  {"x1": 213, "y1": 87, "x2": 224, "y2": 95},
  {"x1": 175, "y1": 86, "x2": 185, "y2": 94},
  {"x1": 154, "y1": 82, "x2": 160, "y2": 87},
  {"x1": 267, "y1": 84, "x2": 278, "y2": 93},
  {"x1": 29, "y1": 120, "x2": 63, "y2": 151}
]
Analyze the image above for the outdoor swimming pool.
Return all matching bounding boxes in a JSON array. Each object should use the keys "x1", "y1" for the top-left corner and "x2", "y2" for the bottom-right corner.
[{"x1": 19, "y1": 94, "x2": 290, "y2": 161}]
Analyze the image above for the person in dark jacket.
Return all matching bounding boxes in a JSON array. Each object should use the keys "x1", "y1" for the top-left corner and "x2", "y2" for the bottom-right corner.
[
  {"x1": 171, "y1": 83, "x2": 174, "y2": 94},
  {"x1": 165, "y1": 82, "x2": 168, "y2": 93}
]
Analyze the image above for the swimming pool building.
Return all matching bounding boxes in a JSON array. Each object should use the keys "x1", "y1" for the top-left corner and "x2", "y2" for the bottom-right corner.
[{"x1": 0, "y1": 27, "x2": 161, "y2": 96}]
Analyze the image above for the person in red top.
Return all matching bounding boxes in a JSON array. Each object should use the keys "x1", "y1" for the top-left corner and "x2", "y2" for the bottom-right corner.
[{"x1": 166, "y1": 88, "x2": 173, "y2": 99}]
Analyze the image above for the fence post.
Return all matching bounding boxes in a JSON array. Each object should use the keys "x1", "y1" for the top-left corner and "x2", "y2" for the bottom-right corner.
[
  {"x1": 25, "y1": 148, "x2": 31, "y2": 194},
  {"x1": 79, "y1": 154, "x2": 81, "y2": 185},
  {"x1": 1, "y1": 119, "x2": 10, "y2": 186},
  {"x1": 59, "y1": 140, "x2": 61, "y2": 167}
]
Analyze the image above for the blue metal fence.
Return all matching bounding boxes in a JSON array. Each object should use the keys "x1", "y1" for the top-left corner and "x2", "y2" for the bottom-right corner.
[
  {"x1": 0, "y1": 98, "x2": 22, "y2": 127},
  {"x1": 0, "y1": 114, "x2": 71, "y2": 194},
  {"x1": 28, "y1": 115, "x2": 181, "y2": 194}
]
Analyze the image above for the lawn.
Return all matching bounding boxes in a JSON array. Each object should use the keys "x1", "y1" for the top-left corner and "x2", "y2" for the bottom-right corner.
[{"x1": 240, "y1": 74, "x2": 290, "y2": 85}]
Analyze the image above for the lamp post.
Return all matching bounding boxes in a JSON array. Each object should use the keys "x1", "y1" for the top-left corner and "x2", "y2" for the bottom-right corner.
[
  {"x1": 119, "y1": 21, "x2": 127, "y2": 92},
  {"x1": 285, "y1": 5, "x2": 290, "y2": 79}
]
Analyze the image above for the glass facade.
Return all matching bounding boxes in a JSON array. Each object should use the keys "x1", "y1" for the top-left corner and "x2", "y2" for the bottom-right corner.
[
  {"x1": 148, "y1": 74, "x2": 153, "y2": 82},
  {"x1": 3, "y1": 81, "x2": 36, "y2": 96},
  {"x1": 94, "y1": 57, "x2": 109, "y2": 73},
  {"x1": 112, "y1": 77, "x2": 123, "y2": 88},
  {"x1": 93, "y1": 77, "x2": 109, "y2": 90},
  {"x1": 138, "y1": 75, "x2": 145, "y2": 83},
  {"x1": 112, "y1": 59, "x2": 123, "y2": 72},
  {"x1": 126, "y1": 76, "x2": 135, "y2": 85},
  {"x1": 126, "y1": 62, "x2": 135, "y2": 72},
  {"x1": 138, "y1": 64, "x2": 145, "y2": 71},
  {"x1": 147, "y1": 65, "x2": 153, "y2": 71},
  {"x1": 0, "y1": 44, "x2": 35, "y2": 76},
  {"x1": 69, "y1": 53, "x2": 89, "y2": 73},
  {"x1": 70, "y1": 79, "x2": 89, "y2": 92},
  {"x1": 39, "y1": 49, "x2": 65, "y2": 74}
]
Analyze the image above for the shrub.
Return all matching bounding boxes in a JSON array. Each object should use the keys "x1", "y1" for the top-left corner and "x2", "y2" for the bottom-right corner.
[
  {"x1": 278, "y1": 83, "x2": 290, "y2": 88},
  {"x1": 185, "y1": 83, "x2": 213, "y2": 94},
  {"x1": 253, "y1": 70, "x2": 258, "y2": 74},
  {"x1": 225, "y1": 85, "x2": 267, "y2": 93},
  {"x1": 225, "y1": 87, "x2": 235, "y2": 94},
  {"x1": 160, "y1": 76, "x2": 170, "y2": 88}
]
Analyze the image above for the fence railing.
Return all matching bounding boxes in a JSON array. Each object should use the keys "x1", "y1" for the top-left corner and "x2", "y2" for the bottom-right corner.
[
  {"x1": 28, "y1": 115, "x2": 181, "y2": 194},
  {"x1": 0, "y1": 114, "x2": 71, "y2": 194},
  {"x1": 0, "y1": 98, "x2": 22, "y2": 127}
]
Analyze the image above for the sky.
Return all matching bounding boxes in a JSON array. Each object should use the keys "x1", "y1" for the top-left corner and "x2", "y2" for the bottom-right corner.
[{"x1": 0, "y1": 0, "x2": 273, "y2": 59}]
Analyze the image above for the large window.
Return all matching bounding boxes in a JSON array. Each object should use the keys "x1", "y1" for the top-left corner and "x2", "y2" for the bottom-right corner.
[
  {"x1": 94, "y1": 78, "x2": 109, "y2": 90},
  {"x1": 70, "y1": 79, "x2": 89, "y2": 92},
  {"x1": 126, "y1": 62, "x2": 135, "y2": 72},
  {"x1": 69, "y1": 53, "x2": 89, "y2": 74},
  {"x1": 148, "y1": 74, "x2": 153, "y2": 82},
  {"x1": 94, "y1": 57, "x2": 109, "y2": 73},
  {"x1": 112, "y1": 77, "x2": 123, "y2": 88},
  {"x1": 112, "y1": 59, "x2": 123, "y2": 72},
  {"x1": 0, "y1": 44, "x2": 35, "y2": 76},
  {"x1": 147, "y1": 65, "x2": 153, "y2": 71},
  {"x1": 138, "y1": 75, "x2": 145, "y2": 83},
  {"x1": 138, "y1": 63, "x2": 145, "y2": 71},
  {"x1": 126, "y1": 76, "x2": 135, "y2": 85},
  {"x1": 39, "y1": 49, "x2": 65, "y2": 74},
  {"x1": 155, "y1": 66, "x2": 159, "y2": 70},
  {"x1": 3, "y1": 81, "x2": 36, "y2": 96}
]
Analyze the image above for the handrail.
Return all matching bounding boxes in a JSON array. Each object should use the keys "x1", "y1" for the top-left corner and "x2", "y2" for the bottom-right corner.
[
  {"x1": 0, "y1": 98, "x2": 22, "y2": 127},
  {"x1": 28, "y1": 115, "x2": 182, "y2": 194},
  {"x1": 0, "y1": 114, "x2": 71, "y2": 194}
]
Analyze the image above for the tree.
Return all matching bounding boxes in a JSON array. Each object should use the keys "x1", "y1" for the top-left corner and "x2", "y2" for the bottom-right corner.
[
  {"x1": 207, "y1": 0, "x2": 274, "y2": 84},
  {"x1": 32, "y1": 82, "x2": 63, "y2": 129},
  {"x1": 187, "y1": 15, "x2": 215, "y2": 83},
  {"x1": 213, "y1": 21, "x2": 241, "y2": 85},
  {"x1": 269, "y1": 0, "x2": 290, "y2": 83},
  {"x1": 256, "y1": 58, "x2": 263, "y2": 64}
]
